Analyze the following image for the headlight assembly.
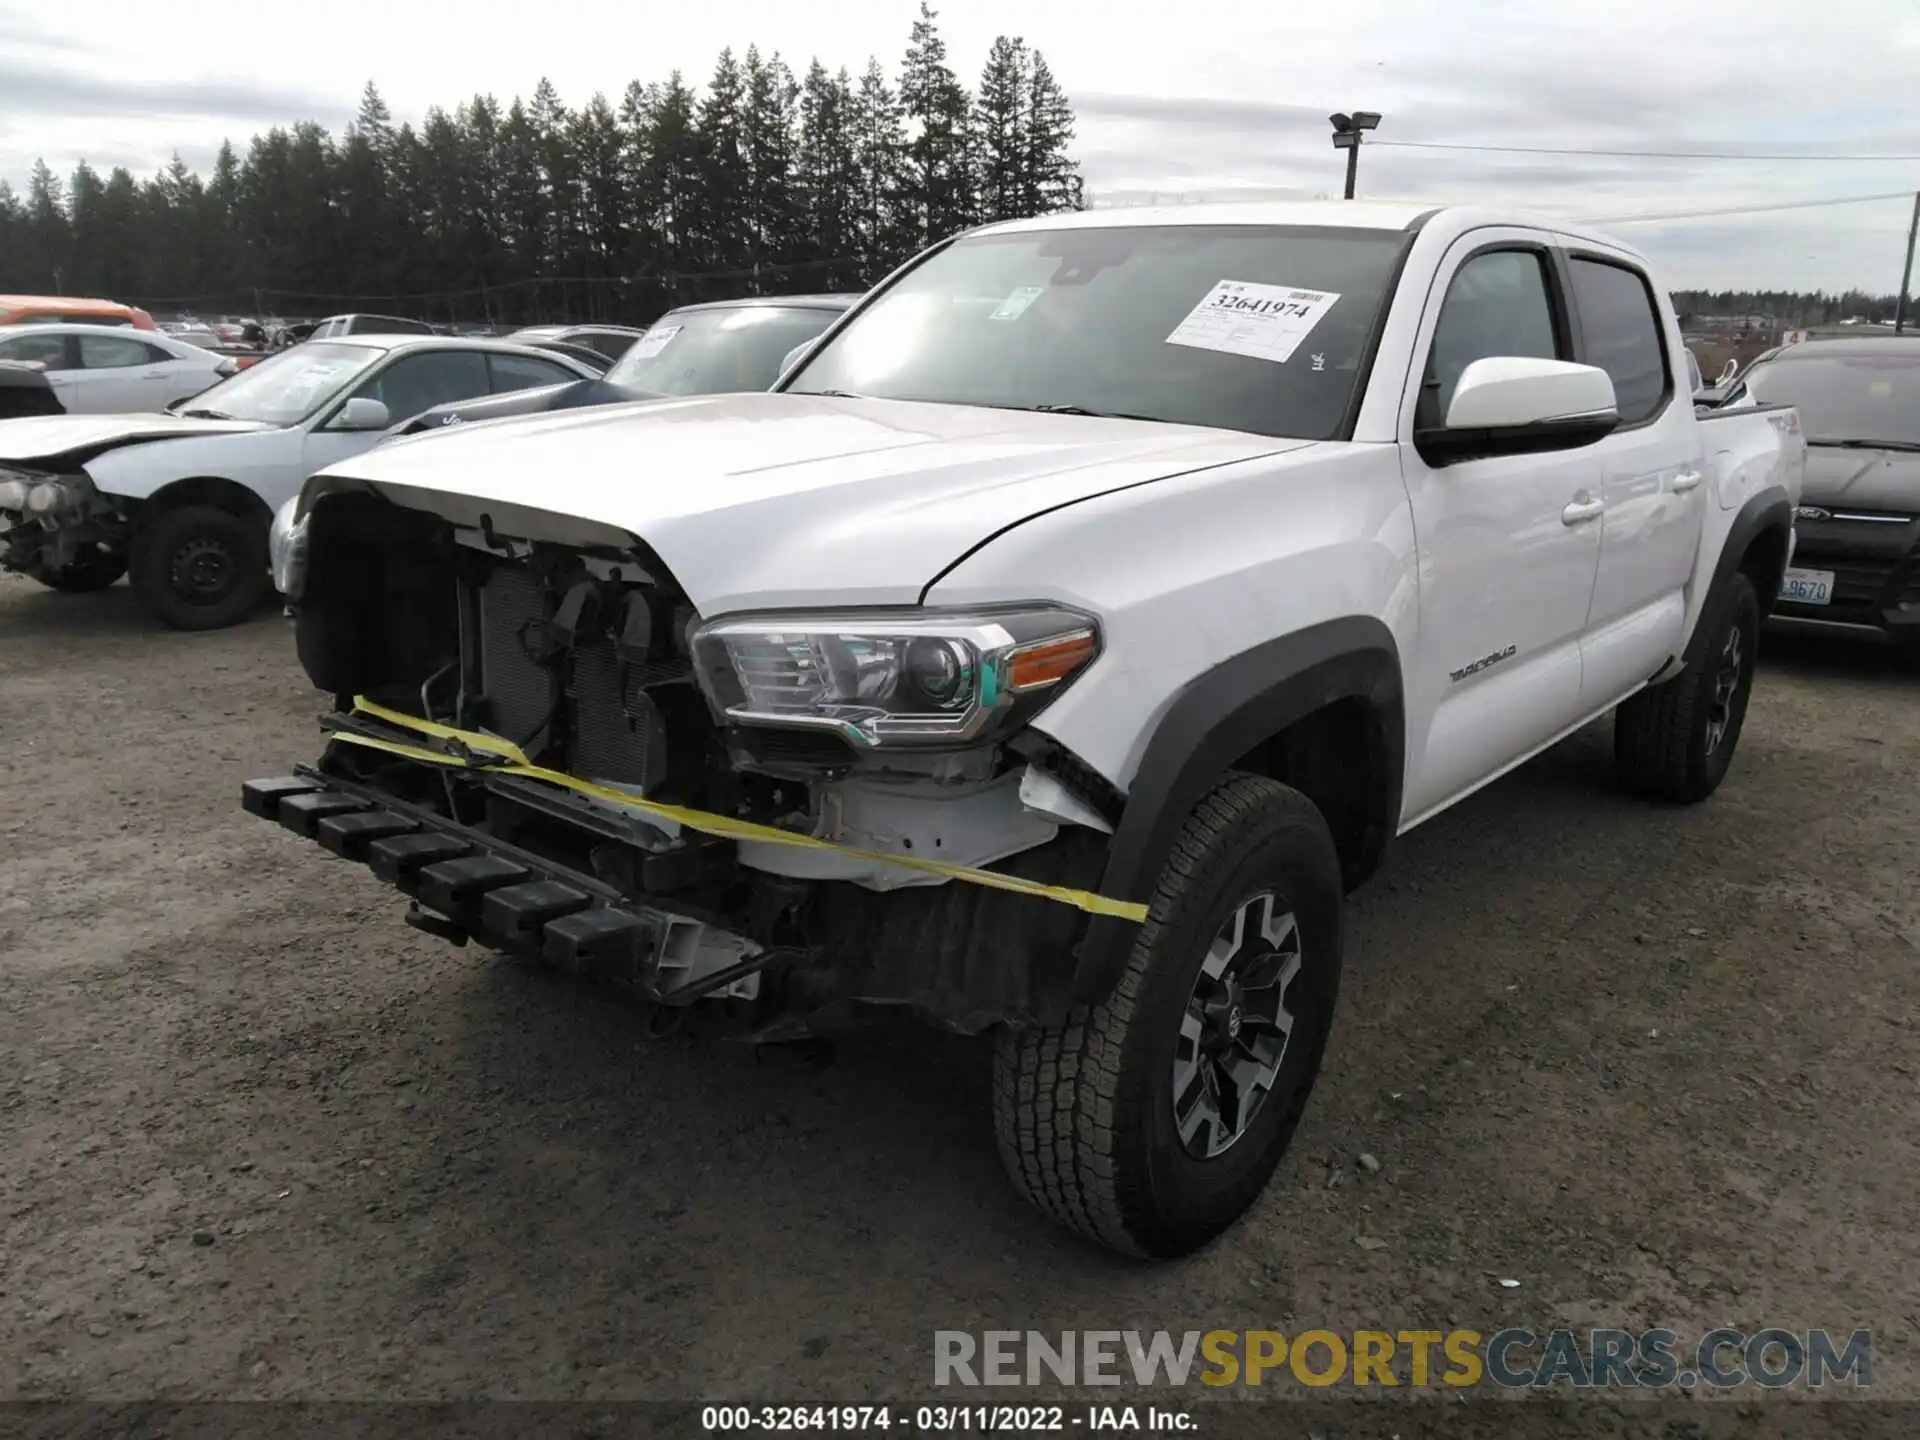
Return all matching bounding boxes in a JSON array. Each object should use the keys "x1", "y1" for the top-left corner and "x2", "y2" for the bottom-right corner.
[
  {"x1": 690, "y1": 606, "x2": 1100, "y2": 748},
  {"x1": 0, "y1": 478, "x2": 27, "y2": 510}
]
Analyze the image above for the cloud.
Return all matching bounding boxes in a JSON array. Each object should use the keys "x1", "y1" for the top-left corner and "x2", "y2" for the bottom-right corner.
[
  {"x1": 0, "y1": 60, "x2": 353, "y2": 128},
  {"x1": 0, "y1": 11, "x2": 88, "y2": 53}
]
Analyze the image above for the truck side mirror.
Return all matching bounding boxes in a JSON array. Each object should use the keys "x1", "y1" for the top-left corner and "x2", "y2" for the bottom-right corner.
[{"x1": 1417, "y1": 356, "x2": 1619, "y2": 467}]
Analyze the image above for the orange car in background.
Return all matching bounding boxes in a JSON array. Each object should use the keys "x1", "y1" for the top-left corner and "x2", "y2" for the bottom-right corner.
[{"x1": 0, "y1": 295, "x2": 158, "y2": 330}]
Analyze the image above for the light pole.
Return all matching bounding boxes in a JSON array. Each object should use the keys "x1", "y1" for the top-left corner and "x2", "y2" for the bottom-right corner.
[
  {"x1": 1896, "y1": 190, "x2": 1918, "y2": 336},
  {"x1": 1330, "y1": 111, "x2": 1382, "y2": 199}
]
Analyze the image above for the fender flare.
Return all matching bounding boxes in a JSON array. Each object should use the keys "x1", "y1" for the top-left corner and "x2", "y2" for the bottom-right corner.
[
  {"x1": 1069, "y1": 615, "x2": 1405, "y2": 1004},
  {"x1": 1711, "y1": 486, "x2": 1793, "y2": 630}
]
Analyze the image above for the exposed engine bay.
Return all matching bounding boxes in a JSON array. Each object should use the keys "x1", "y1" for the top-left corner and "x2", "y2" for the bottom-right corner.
[{"x1": 282, "y1": 491, "x2": 1120, "y2": 1039}]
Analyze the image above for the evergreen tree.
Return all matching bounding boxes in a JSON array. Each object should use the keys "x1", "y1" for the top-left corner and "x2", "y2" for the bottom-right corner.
[
  {"x1": 740, "y1": 47, "x2": 803, "y2": 284},
  {"x1": 528, "y1": 78, "x2": 579, "y2": 280},
  {"x1": 849, "y1": 58, "x2": 910, "y2": 264},
  {"x1": 0, "y1": 182, "x2": 22, "y2": 282},
  {"x1": 797, "y1": 62, "x2": 864, "y2": 284},
  {"x1": 65, "y1": 162, "x2": 106, "y2": 293},
  {"x1": 694, "y1": 49, "x2": 751, "y2": 282},
  {"x1": 0, "y1": 23, "x2": 1089, "y2": 318},
  {"x1": 637, "y1": 73, "x2": 704, "y2": 281},
  {"x1": 1021, "y1": 52, "x2": 1082, "y2": 215},
  {"x1": 972, "y1": 37, "x2": 1029, "y2": 224},
  {"x1": 496, "y1": 98, "x2": 547, "y2": 286},
  {"x1": 573, "y1": 92, "x2": 630, "y2": 292},
  {"x1": 896, "y1": 3, "x2": 973, "y2": 246},
  {"x1": 24, "y1": 159, "x2": 68, "y2": 292}
]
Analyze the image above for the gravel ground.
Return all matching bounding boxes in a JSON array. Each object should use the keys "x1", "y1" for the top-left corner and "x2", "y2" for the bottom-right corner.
[{"x1": 2, "y1": 570, "x2": 1917, "y2": 1414}]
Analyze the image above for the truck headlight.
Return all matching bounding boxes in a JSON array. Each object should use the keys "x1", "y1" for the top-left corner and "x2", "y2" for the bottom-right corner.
[
  {"x1": 0, "y1": 478, "x2": 27, "y2": 511},
  {"x1": 269, "y1": 496, "x2": 309, "y2": 598},
  {"x1": 690, "y1": 607, "x2": 1100, "y2": 748}
]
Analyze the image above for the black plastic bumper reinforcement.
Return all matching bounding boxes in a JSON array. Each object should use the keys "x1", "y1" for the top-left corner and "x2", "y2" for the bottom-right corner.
[{"x1": 241, "y1": 771, "x2": 791, "y2": 1004}]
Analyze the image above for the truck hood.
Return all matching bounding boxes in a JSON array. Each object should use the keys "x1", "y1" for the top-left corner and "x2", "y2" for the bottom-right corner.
[
  {"x1": 313, "y1": 392, "x2": 1306, "y2": 613},
  {"x1": 1800, "y1": 445, "x2": 1920, "y2": 512},
  {"x1": 0, "y1": 412, "x2": 274, "y2": 467}
]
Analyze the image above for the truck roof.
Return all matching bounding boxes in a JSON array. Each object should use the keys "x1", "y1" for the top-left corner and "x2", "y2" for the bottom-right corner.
[{"x1": 973, "y1": 201, "x2": 1652, "y2": 265}]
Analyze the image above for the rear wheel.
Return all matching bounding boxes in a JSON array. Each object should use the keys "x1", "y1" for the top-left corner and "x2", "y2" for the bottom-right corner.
[
  {"x1": 1614, "y1": 572, "x2": 1759, "y2": 802},
  {"x1": 130, "y1": 504, "x2": 269, "y2": 631},
  {"x1": 31, "y1": 546, "x2": 126, "y2": 592},
  {"x1": 992, "y1": 774, "x2": 1344, "y2": 1257}
]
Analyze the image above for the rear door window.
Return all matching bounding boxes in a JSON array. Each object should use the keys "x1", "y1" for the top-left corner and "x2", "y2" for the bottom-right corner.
[{"x1": 1568, "y1": 257, "x2": 1670, "y2": 425}]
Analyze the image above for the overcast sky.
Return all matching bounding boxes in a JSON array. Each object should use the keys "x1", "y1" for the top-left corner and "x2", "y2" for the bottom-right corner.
[{"x1": 2, "y1": 0, "x2": 1915, "y2": 293}]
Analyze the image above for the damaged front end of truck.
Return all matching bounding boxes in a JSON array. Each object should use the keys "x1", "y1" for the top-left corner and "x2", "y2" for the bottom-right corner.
[{"x1": 244, "y1": 487, "x2": 1131, "y2": 1041}]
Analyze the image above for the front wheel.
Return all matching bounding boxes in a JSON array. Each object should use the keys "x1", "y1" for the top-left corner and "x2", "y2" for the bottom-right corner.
[
  {"x1": 130, "y1": 504, "x2": 269, "y2": 631},
  {"x1": 992, "y1": 774, "x2": 1344, "y2": 1258},
  {"x1": 1613, "y1": 572, "x2": 1759, "y2": 802}
]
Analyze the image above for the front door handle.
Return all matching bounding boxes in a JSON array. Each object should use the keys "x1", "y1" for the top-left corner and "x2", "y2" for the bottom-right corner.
[
  {"x1": 1671, "y1": 470, "x2": 1703, "y2": 492},
  {"x1": 1562, "y1": 495, "x2": 1605, "y2": 525}
]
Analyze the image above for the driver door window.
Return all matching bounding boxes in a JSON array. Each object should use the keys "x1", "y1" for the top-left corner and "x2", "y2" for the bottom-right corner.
[
  {"x1": 349, "y1": 350, "x2": 489, "y2": 425},
  {"x1": 1419, "y1": 249, "x2": 1564, "y2": 428}
]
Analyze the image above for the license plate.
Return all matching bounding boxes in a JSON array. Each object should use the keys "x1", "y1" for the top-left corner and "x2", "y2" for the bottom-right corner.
[{"x1": 1778, "y1": 567, "x2": 1834, "y2": 606}]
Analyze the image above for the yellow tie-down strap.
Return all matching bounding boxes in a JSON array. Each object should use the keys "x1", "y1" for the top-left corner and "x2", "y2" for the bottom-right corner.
[{"x1": 326, "y1": 696, "x2": 1149, "y2": 924}]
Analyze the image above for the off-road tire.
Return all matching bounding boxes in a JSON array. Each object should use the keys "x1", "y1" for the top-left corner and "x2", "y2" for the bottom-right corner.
[
  {"x1": 130, "y1": 504, "x2": 269, "y2": 632},
  {"x1": 31, "y1": 546, "x2": 126, "y2": 592},
  {"x1": 1613, "y1": 572, "x2": 1760, "y2": 803},
  {"x1": 992, "y1": 773, "x2": 1344, "y2": 1258}
]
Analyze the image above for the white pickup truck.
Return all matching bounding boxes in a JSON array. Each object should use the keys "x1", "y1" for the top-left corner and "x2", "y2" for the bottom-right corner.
[{"x1": 245, "y1": 201, "x2": 1804, "y2": 1259}]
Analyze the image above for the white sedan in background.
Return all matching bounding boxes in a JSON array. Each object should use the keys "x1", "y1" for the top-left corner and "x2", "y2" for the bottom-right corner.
[
  {"x1": 0, "y1": 335, "x2": 597, "y2": 628},
  {"x1": 0, "y1": 323, "x2": 237, "y2": 413}
]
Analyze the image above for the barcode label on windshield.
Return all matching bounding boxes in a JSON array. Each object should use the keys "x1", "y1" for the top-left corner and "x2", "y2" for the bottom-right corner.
[{"x1": 1165, "y1": 280, "x2": 1341, "y2": 364}]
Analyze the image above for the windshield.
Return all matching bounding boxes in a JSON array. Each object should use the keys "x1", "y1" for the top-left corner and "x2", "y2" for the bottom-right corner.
[
  {"x1": 176, "y1": 341, "x2": 383, "y2": 425},
  {"x1": 1743, "y1": 351, "x2": 1920, "y2": 446},
  {"x1": 604, "y1": 305, "x2": 841, "y2": 394},
  {"x1": 785, "y1": 224, "x2": 1408, "y2": 439}
]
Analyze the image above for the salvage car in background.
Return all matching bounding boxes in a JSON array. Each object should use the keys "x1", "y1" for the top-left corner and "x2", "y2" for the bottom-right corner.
[
  {"x1": 505, "y1": 323, "x2": 649, "y2": 361},
  {"x1": 266, "y1": 294, "x2": 862, "y2": 595},
  {"x1": 0, "y1": 360, "x2": 63, "y2": 421},
  {"x1": 1746, "y1": 336, "x2": 1920, "y2": 649},
  {"x1": 0, "y1": 323, "x2": 236, "y2": 414},
  {"x1": 0, "y1": 336, "x2": 596, "y2": 626},
  {"x1": 250, "y1": 202, "x2": 1802, "y2": 1258},
  {"x1": 382, "y1": 293, "x2": 861, "y2": 437},
  {"x1": 306, "y1": 314, "x2": 438, "y2": 340}
]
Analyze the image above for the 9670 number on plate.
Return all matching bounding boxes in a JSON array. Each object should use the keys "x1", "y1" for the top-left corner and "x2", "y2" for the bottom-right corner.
[{"x1": 1779, "y1": 567, "x2": 1834, "y2": 606}]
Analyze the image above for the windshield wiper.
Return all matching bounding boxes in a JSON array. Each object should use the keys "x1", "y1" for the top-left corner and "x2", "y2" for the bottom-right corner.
[
  {"x1": 802, "y1": 389, "x2": 869, "y2": 400},
  {"x1": 1019, "y1": 403, "x2": 1168, "y2": 424},
  {"x1": 177, "y1": 407, "x2": 234, "y2": 420},
  {"x1": 1808, "y1": 437, "x2": 1920, "y2": 453}
]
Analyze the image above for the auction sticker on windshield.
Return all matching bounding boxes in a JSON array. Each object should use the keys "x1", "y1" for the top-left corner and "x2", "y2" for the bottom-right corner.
[
  {"x1": 629, "y1": 325, "x2": 681, "y2": 360},
  {"x1": 1165, "y1": 281, "x2": 1340, "y2": 364},
  {"x1": 990, "y1": 286, "x2": 1045, "y2": 320}
]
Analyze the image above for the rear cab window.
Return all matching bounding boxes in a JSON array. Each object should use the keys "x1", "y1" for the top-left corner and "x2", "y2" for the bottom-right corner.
[{"x1": 1566, "y1": 255, "x2": 1671, "y2": 425}]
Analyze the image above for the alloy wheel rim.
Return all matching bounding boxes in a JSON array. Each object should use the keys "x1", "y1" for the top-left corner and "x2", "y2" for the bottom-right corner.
[
  {"x1": 1171, "y1": 891, "x2": 1302, "y2": 1160},
  {"x1": 1705, "y1": 622, "x2": 1743, "y2": 754}
]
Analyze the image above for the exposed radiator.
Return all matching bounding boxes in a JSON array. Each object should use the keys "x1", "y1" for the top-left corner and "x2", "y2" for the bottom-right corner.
[
  {"x1": 472, "y1": 562, "x2": 670, "y2": 792},
  {"x1": 475, "y1": 564, "x2": 554, "y2": 744}
]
